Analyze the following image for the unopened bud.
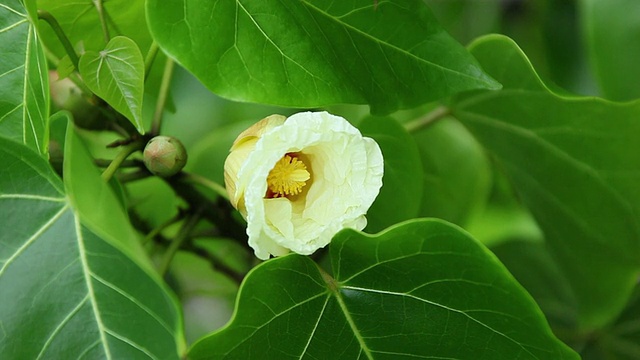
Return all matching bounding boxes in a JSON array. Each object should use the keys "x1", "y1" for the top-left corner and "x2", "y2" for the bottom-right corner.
[{"x1": 143, "y1": 136, "x2": 187, "y2": 177}]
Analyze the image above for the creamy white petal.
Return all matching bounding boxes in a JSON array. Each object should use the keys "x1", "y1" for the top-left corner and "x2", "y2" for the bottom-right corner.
[{"x1": 225, "y1": 111, "x2": 384, "y2": 259}]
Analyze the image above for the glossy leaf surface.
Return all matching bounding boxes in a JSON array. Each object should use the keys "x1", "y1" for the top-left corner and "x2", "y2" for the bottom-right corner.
[
  {"x1": 79, "y1": 36, "x2": 145, "y2": 133},
  {"x1": 452, "y1": 34, "x2": 640, "y2": 330},
  {"x1": 146, "y1": 0, "x2": 500, "y2": 114},
  {"x1": 0, "y1": 0, "x2": 49, "y2": 154},
  {"x1": 359, "y1": 116, "x2": 422, "y2": 232},
  {"x1": 0, "y1": 138, "x2": 183, "y2": 359},
  {"x1": 189, "y1": 220, "x2": 578, "y2": 359}
]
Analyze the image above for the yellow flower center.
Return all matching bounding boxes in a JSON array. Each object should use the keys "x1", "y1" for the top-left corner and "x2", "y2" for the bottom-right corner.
[{"x1": 266, "y1": 154, "x2": 310, "y2": 197}]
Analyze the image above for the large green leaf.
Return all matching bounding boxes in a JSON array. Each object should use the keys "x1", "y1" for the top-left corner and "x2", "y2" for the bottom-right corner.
[
  {"x1": 79, "y1": 36, "x2": 145, "y2": 133},
  {"x1": 359, "y1": 116, "x2": 422, "y2": 233},
  {"x1": 189, "y1": 219, "x2": 578, "y2": 359},
  {"x1": 0, "y1": 0, "x2": 49, "y2": 155},
  {"x1": 581, "y1": 0, "x2": 640, "y2": 100},
  {"x1": 0, "y1": 138, "x2": 184, "y2": 359},
  {"x1": 37, "y1": 0, "x2": 153, "y2": 56},
  {"x1": 451, "y1": 34, "x2": 640, "y2": 330},
  {"x1": 146, "y1": 0, "x2": 500, "y2": 114}
]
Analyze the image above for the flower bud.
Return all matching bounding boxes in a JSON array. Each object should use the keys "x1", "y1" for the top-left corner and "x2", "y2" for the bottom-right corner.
[{"x1": 143, "y1": 136, "x2": 187, "y2": 177}]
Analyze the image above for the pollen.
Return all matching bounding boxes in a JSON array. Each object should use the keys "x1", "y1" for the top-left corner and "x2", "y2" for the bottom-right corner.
[{"x1": 267, "y1": 154, "x2": 310, "y2": 197}]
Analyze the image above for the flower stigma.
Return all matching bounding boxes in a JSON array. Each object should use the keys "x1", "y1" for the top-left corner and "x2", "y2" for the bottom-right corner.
[{"x1": 266, "y1": 154, "x2": 310, "y2": 198}]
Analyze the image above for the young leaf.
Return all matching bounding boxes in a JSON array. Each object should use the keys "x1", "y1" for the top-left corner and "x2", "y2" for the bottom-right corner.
[
  {"x1": 581, "y1": 0, "x2": 640, "y2": 100},
  {"x1": 79, "y1": 36, "x2": 145, "y2": 133},
  {"x1": 146, "y1": 0, "x2": 500, "y2": 114},
  {"x1": 359, "y1": 116, "x2": 423, "y2": 232},
  {"x1": 0, "y1": 138, "x2": 184, "y2": 359},
  {"x1": 451, "y1": 34, "x2": 640, "y2": 331},
  {"x1": 189, "y1": 220, "x2": 578, "y2": 359},
  {"x1": 0, "y1": 0, "x2": 49, "y2": 155}
]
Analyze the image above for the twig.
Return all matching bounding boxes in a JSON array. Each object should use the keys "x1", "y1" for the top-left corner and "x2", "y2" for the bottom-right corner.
[
  {"x1": 187, "y1": 242, "x2": 246, "y2": 284},
  {"x1": 94, "y1": 158, "x2": 140, "y2": 168},
  {"x1": 163, "y1": 173, "x2": 249, "y2": 246},
  {"x1": 144, "y1": 41, "x2": 159, "y2": 81},
  {"x1": 117, "y1": 168, "x2": 153, "y2": 183},
  {"x1": 150, "y1": 59, "x2": 175, "y2": 135},
  {"x1": 143, "y1": 210, "x2": 186, "y2": 245},
  {"x1": 403, "y1": 106, "x2": 451, "y2": 133},
  {"x1": 157, "y1": 207, "x2": 203, "y2": 276},
  {"x1": 101, "y1": 139, "x2": 145, "y2": 181},
  {"x1": 182, "y1": 171, "x2": 229, "y2": 201}
]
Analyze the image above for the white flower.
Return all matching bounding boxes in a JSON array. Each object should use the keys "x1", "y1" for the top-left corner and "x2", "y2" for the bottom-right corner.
[{"x1": 224, "y1": 111, "x2": 384, "y2": 260}]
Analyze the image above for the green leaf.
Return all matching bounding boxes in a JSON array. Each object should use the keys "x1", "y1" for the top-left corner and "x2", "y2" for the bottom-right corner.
[
  {"x1": 37, "y1": 0, "x2": 153, "y2": 56},
  {"x1": 0, "y1": 0, "x2": 49, "y2": 155},
  {"x1": 146, "y1": 0, "x2": 500, "y2": 114},
  {"x1": 0, "y1": 138, "x2": 184, "y2": 359},
  {"x1": 359, "y1": 116, "x2": 422, "y2": 232},
  {"x1": 581, "y1": 0, "x2": 640, "y2": 100},
  {"x1": 189, "y1": 220, "x2": 578, "y2": 359},
  {"x1": 79, "y1": 36, "x2": 145, "y2": 133},
  {"x1": 451, "y1": 34, "x2": 640, "y2": 330},
  {"x1": 413, "y1": 116, "x2": 492, "y2": 225},
  {"x1": 491, "y1": 240, "x2": 579, "y2": 335},
  {"x1": 56, "y1": 55, "x2": 75, "y2": 80},
  {"x1": 63, "y1": 122, "x2": 150, "y2": 270}
]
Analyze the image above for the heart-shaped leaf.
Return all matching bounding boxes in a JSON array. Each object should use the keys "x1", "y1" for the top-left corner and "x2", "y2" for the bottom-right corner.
[
  {"x1": 451, "y1": 34, "x2": 640, "y2": 330},
  {"x1": 0, "y1": 137, "x2": 184, "y2": 359},
  {"x1": 189, "y1": 220, "x2": 578, "y2": 359},
  {"x1": 146, "y1": 0, "x2": 500, "y2": 114},
  {"x1": 0, "y1": 0, "x2": 49, "y2": 155},
  {"x1": 79, "y1": 36, "x2": 145, "y2": 133}
]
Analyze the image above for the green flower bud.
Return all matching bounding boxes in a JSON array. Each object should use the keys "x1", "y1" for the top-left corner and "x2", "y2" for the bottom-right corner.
[{"x1": 143, "y1": 136, "x2": 187, "y2": 177}]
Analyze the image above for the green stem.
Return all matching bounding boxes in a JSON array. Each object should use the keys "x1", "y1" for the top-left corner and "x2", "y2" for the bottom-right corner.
[
  {"x1": 144, "y1": 41, "x2": 159, "y2": 82},
  {"x1": 403, "y1": 106, "x2": 451, "y2": 133},
  {"x1": 151, "y1": 59, "x2": 175, "y2": 135},
  {"x1": 37, "y1": 10, "x2": 80, "y2": 69},
  {"x1": 92, "y1": 0, "x2": 110, "y2": 43},
  {"x1": 182, "y1": 172, "x2": 229, "y2": 201},
  {"x1": 158, "y1": 208, "x2": 203, "y2": 276},
  {"x1": 101, "y1": 140, "x2": 145, "y2": 182}
]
